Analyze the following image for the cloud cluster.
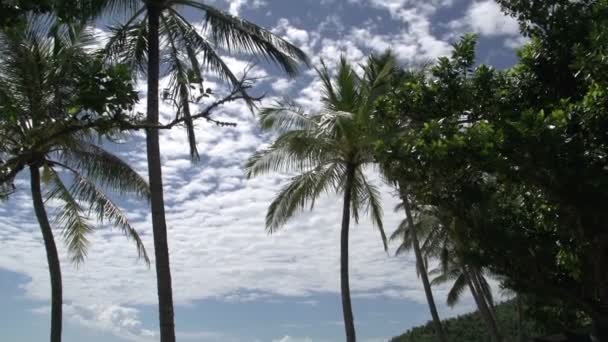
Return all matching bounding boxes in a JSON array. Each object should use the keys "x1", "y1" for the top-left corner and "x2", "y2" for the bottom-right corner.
[{"x1": 0, "y1": 1, "x2": 519, "y2": 341}]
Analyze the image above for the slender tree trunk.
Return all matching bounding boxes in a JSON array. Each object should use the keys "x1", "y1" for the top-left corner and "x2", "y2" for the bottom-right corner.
[
  {"x1": 146, "y1": 5, "x2": 176, "y2": 342},
  {"x1": 340, "y1": 165, "x2": 356, "y2": 342},
  {"x1": 465, "y1": 267, "x2": 501, "y2": 342},
  {"x1": 30, "y1": 166, "x2": 63, "y2": 342},
  {"x1": 516, "y1": 295, "x2": 524, "y2": 342},
  {"x1": 401, "y1": 190, "x2": 448, "y2": 342},
  {"x1": 474, "y1": 270, "x2": 498, "y2": 325}
]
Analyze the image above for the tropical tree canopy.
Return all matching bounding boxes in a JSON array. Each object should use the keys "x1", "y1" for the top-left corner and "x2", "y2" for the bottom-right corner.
[
  {"x1": 373, "y1": 0, "x2": 608, "y2": 334},
  {"x1": 94, "y1": 0, "x2": 309, "y2": 160},
  {"x1": 0, "y1": 20, "x2": 149, "y2": 263},
  {"x1": 246, "y1": 54, "x2": 398, "y2": 245}
]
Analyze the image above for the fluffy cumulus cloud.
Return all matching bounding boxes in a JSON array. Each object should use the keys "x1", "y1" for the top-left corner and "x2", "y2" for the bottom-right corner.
[
  {"x1": 0, "y1": 1, "x2": 517, "y2": 340},
  {"x1": 468, "y1": 0, "x2": 519, "y2": 36},
  {"x1": 446, "y1": 0, "x2": 526, "y2": 47},
  {"x1": 225, "y1": 0, "x2": 268, "y2": 16}
]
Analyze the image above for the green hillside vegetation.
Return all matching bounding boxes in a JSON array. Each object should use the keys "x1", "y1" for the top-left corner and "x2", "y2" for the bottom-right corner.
[{"x1": 391, "y1": 301, "x2": 543, "y2": 342}]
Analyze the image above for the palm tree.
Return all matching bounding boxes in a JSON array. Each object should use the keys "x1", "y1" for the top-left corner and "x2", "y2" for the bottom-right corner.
[
  {"x1": 246, "y1": 54, "x2": 395, "y2": 342},
  {"x1": 416, "y1": 207, "x2": 502, "y2": 342},
  {"x1": 85, "y1": 2, "x2": 310, "y2": 340},
  {"x1": 389, "y1": 198, "x2": 448, "y2": 342},
  {"x1": 0, "y1": 21, "x2": 149, "y2": 342}
]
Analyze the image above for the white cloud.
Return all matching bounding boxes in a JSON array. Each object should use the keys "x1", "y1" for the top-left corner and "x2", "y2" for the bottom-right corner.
[
  {"x1": 272, "y1": 336, "x2": 313, "y2": 342},
  {"x1": 468, "y1": 0, "x2": 519, "y2": 36},
  {"x1": 226, "y1": 0, "x2": 268, "y2": 16},
  {"x1": 444, "y1": 1, "x2": 523, "y2": 48},
  {"x1": 0, "y1": 1, "x2": 504, "y2": 340}
]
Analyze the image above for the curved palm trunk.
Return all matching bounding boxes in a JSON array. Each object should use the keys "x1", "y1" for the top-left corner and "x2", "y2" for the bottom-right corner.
[
  {"x1": 341, "y1": 165, "x2": 356, "y2": 342},
  {"x1": 146, "y1": 5, "x2": 176, "y2": 342},
  {"x1": 474, "y1": 270, "x2": 499, "y2": 325},
  {"x1": 400, "y1": 191, "x2": 448, "y2": 342},
  {"x1": 30, "y1": 166, "x2": 63, "y2": 342},
  {"x1": 464, "y1": 267, "x2": 501, "y2": 342}
]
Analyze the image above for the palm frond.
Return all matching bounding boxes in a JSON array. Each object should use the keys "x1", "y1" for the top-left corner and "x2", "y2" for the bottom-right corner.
[
  {"x1": 265, "y1": 163, "x2": 341, "y2": 232},
  {"x1": 166, "y1": 9, "x2": 241, "y2": 87},
  {"x1": 59, "y1": 141, "x2": 150, "y2": 198},
  {"x1": 258, "y1": 102, "x2": 315, "y2": 132},
  {"x1": 160, "y1": 12, "x2": 200, "y2": 161},
  {"x1": 447, "y1": 273, "x2": 468, "y2": 307},
  {"x1": 43, "y1": 166, "x2": 93, "y2": 265},
  {"x1": 66, "y1": 170, "x2": 149, "y2": 264},
  {"x1": 104, "y1": 11, "x2": 148, "y2": 74},
  {"x1": 316, "y1": 59, "x2": 339, "y2": 108},
  {"x1": 354, "y1": 170, "x2": 386, "y2": 251},
  {"x1": 177, "y1": 0, "x2": 309, "y2": 76},
  {"x1": 245, "y1": 130, "x2": 333, "y2": 178}
]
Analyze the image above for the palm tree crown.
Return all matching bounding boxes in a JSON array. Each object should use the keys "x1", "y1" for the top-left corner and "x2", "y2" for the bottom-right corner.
[
  {"x1": 247, "y1": 55, "x2": 395, "y2": 239},
  {"x1": 246, "y1": 53, "x2": 395, "y2": 342},
  {"x1": 97, "y1": 0, "x2": 310, "y2": 160},
  {"x1": 0, "y1": 20, "x2": 150, "y2": 342}
]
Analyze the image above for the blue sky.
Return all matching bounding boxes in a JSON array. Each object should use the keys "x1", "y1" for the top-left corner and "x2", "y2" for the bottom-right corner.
[{"x1": 0, "y1": 0, "x2": 523, "y2": 341}]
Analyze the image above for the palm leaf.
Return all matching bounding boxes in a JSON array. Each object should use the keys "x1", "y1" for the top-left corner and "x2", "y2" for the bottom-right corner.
[
  {"x1": 258, "y1": 102, "x2": 315, "y2": 132},
  {"x1": 66, "y1": 170, "x2": 149, "y2": 264},
  {"x1": 177, "y1": 0, "x2": 309, "y2": 76},
  {"x1": 59, "y1": 141, "x2": 150, "y2": 198},
  {"x1": 447, "y1": 273, "x2": 468, "y2": 307},
  {"x1": 355, "y1": 170, "x2": 387, "y2": 251},
  {"x1": 43, "y1": 166, "x2": 93, "y2": 265},
  {"x1": 245, "y1": 130, "x2": 333, "y2": 178},
  {"x1": 265, "y1": 163, "x2": 340, "y2": 232}
]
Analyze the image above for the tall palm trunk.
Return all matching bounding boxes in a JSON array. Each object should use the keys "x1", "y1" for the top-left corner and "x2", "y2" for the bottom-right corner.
[
  {"x1": 146, "y1": 5, "x2": 176, "y2": 342},
  {"x1": 473, "y1": 270, "x2": 498, "y2": 325},
  {"x1": 30, "y1": 165, "x2": 63, "y2": 342},
  {"x1": 400, "y1": 190, "x2": 447, "y2": 342},
  {"x1": 516, "y1": 295, "x2": 524, "y2": 342},
  {"x1": 464, "y1": 267, "x2": 501, "y2": 342},
  {"x1": 340, "y1": 165, "x2": 356, "y2": 342}
]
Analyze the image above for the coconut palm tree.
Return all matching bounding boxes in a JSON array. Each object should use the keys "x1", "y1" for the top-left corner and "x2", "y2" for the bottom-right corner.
[
  {"x1": 246, "y1": 54, "x2": 396, "y2": 342},
  {"x1": 0, "y1": 21, "x2": 149, "y2": 342},
  {"x1": 407, "y1": 206, "x2": 502, "y2": 342},
  {"x1": 389, "y1": 198, "x2": 448, "y2": 342},
  {"x1": 83, "y1": 3, "x2": 310, "y2": 340}
]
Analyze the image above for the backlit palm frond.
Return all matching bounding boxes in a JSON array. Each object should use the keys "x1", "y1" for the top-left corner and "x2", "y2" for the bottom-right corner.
[
  {"x1": 355, "y1": 170, "x2": 387, "y2": 251},
  {"x1": 334, "y1": 56, "x2": 361, "y2": 112},
  {"x1": 104, "y1": 12, "x2": 148, "y2": 74},
  {"x1": 42, "y1": 166, "x2": 93, "y2": 265},
  {"x1": 166, "y1": 9, "x2": 241, "y2": 87},
  {"x1": 390, "y1": 219, "x2": 410, "y2": 243},
  {"x1": 59, "y1": 141, "x2": 150, "y2": 198},
  {"x1": 258, "y1": 102, "x2": 315, "y2": 132},
  {"x1": 245, "y1": 130, "x2": 334, "y2": 178},
  {"x1": 161, "y1": 12, "x2": 199, "y2": 161},
  {"x1": 67, "y1": 170, "x2": 149, "y2": 264},
  {"x1": 179, "y1": 0, "x2": 308, "y2": 76},
  {"x1": 316, "y1": 59, "x2": 339, "y2": 108},
  {"x1": 446, "y1": 273, "x2": 468, "y2": 307},
  {"x1": 79, "y1": 0, "x2": 142, "y2": 21},
  {"x1": 265, "y1": 163, "x2": 340, "y2": 233}
]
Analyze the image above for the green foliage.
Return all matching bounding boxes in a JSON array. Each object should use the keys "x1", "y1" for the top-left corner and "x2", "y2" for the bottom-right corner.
[
  {"x1": 247, "y1": 54, "x2": 397, "y2": 248},
  {"x1": 374, "y1": 0, "x2": 608, "y2": 331},
  {"x1": 390, "y1": 300, "x2": 541, "y2": 342},
  {"x1": 98, "y1": 0, "x2": 310, "y2": 160},
  {"x1": 0, "y1": 21, "x2": 148, "y2": 264}
]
